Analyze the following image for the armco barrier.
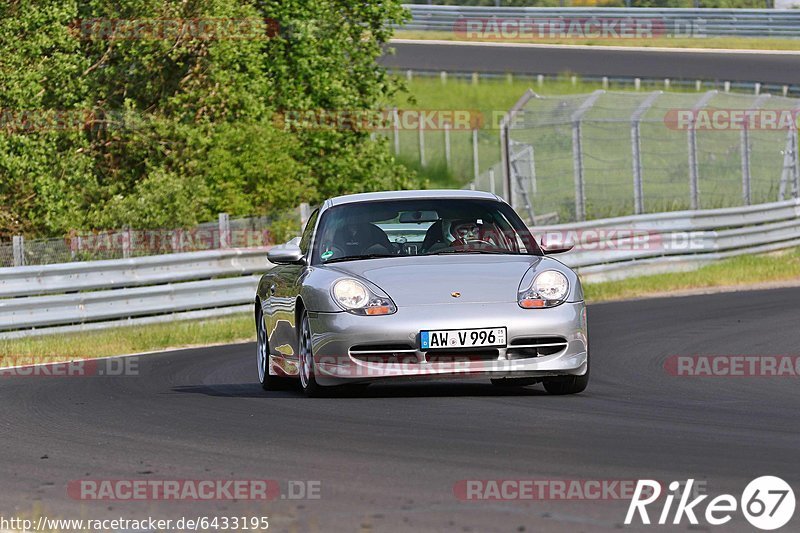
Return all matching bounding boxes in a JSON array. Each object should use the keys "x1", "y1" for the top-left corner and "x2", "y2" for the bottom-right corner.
[
  {"x1": 0, "y1": 248, "x2": 268, "y2": 298},
  {"x1": 402, "y1": 6, "x2": 800, "y2": 38},
  {"x1": 0, "y1": 248, "x2": 270, "y2": 338},
  {"x1": 537, "y1": 198, "x2": 800, "y2": 281},
  {"x1": 1, "y1": 199, "x2": 799, "y2": 337},
  {"x1": 0, "y1": 276, "x2": 259, "y2": 331}
]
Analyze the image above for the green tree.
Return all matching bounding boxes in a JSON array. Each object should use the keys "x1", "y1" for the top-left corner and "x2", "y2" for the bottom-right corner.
[{"x1": 0, "y1": 0, "x2": 419, "y2": 239}]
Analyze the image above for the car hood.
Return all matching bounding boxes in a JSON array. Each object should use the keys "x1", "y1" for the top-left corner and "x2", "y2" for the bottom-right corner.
[{"x1": 324, "y1": 254, "x2": 546, "y2": 306}]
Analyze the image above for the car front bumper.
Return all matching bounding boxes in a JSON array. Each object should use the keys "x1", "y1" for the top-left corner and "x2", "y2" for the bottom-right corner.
[{"x1": 308, "y1": 301, "x2": 588, "y2": 386}]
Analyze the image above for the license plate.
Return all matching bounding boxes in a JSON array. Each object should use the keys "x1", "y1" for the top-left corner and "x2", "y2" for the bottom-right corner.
[{"x1": 420, "y1": 327, "x2": 506, "y2": 350}]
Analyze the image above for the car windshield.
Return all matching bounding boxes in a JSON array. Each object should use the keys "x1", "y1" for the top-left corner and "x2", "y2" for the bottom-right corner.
[{"x1": 311, "y1": 198, "x2": 541, "y2": 265}]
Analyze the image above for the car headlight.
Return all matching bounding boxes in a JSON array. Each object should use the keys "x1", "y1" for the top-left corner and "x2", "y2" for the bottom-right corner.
[
  {"x1": 332, "y1": 278, "x2": 396, "y2": 316},
  {"x1": 518, "y1": 270, "x2": 569, "y2": 309}
]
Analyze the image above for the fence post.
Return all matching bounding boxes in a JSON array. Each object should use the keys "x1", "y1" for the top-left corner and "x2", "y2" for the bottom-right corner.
[
  {"x1": 472, "y1": 128, "x2": 480, "y2": 184},
  {"x1": 444, "y1": 122, "x2": 451, "y2": 170},
  {"x1": 779, "y1": 130, "x2": 793, "y2": 201},
  {"x1": 795, "y1": 130, "x2": 800, "y2": 198},
  {"x1": 489, "y1": 168, "x2": 496, "y2": 195},
  {"x1": 571, "y1": 124, "x2": 585, "y2": 221},
  {"x1": 500, "y1": 124, "x2": 509, "y2": 200},
  {"x1": 571, "y1": 90, "x2": 604, "y2": 222},
  {"x1": 741, "y1": 94, "x2": 770, "y2": 206},
  {"x1": 630, "y1": 91, "x2": 661, "y2": 215},
  {"x1": 12, "y1": 235, "x2": 24, "y2": 267},
  {"x1": 392, "y1": 107, "x2": 400, "y2": 155},
  {"x1": 741, "y1": 125, "x2": 752, "y2": 206},
  {"x1": 787, "y1": 129, "x2": 800, "y2": 199},
  {"x1": 121, "y1": 228, "x2": 132, "y2": 258},
  {"x1": 500, "y1": 89, "x2": 541, "y2": 209},
  {"x1": 687, "y1": 91, "x2": 717, "y2": 210},
  {"x1": 171, "y1": 230, "x2": 184, "y2": 253},
  {"x1": 69, "y1": 232, "x2": 79, "y2": 260},
  {"x1": 299, "y1": 203, "x2": 311, "y2": 233},
  {"x1": 418, "y1": 119, "x2": 426, "y2": 167},
  {"x1": 219, "y1": 213, "x2": 230, "y2": 249}
]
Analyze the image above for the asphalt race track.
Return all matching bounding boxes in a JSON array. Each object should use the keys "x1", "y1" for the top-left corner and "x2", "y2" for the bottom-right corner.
[
  {"x1": 1, "y1": 288, "x2": 799, "y2": 532},
  {"x1": 382, "y1": 40, "x2": 800, "y2": 85}
]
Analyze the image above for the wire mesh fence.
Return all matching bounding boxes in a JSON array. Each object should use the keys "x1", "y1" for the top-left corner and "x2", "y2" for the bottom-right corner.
[
  {"x1": 497, "y1": 90, "x2": 800, "y2": 224},
  {"x1": 0, "y1": 212, "x2": 297, "y2": 268}
]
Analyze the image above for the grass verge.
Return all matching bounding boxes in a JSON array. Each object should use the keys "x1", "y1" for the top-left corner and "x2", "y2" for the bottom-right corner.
[
  {"x1": 0, "y1": 313, "x2": 254, "y2": 367},
  {"x1": 394, "y1": 75, "x2": 612, "y2": 111},
  {"x1": 584, "y1": 248, "x2": 800, "y2": 302},
  {"x1": 393, "y1": 32, "x2": 800, "y2": 52}
]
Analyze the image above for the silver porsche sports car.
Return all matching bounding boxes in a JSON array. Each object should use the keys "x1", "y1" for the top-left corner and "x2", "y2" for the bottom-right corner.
[{"x1": 255, "y1": 190, "x2": 588, "y2": 397}]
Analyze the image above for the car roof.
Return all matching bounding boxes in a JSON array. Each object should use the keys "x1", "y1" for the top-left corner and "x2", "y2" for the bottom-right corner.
[{"x1": 324, "y1": 189, "x2": 502, "y2": 209}]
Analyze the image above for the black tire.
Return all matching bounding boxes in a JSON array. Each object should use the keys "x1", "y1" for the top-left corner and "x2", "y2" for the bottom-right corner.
[
  {"x1": 298, "y1": 311, "x2": 326, "y2": 398},
  {"x1": 256, "y1": 304, "x2": 293, "y2": 391},
  {"x1": 542, "y1": 363, "x2": 589, "y2": 395}
]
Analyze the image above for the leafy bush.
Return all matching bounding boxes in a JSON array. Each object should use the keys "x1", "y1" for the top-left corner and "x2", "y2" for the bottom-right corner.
[{"x1": 0, "y1": 0, "x2": 420, "y2": 239}]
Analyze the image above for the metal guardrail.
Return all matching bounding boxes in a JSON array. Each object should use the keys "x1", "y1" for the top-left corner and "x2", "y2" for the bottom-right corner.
[
  {"x1": 0, "y1": 248, "x2": 268, "y2": 299},
  {"x1": 0, "y1": 199, "x2": 798, "y2": 337},
  {"x1": 402, "y1": 6, "x2": 800, "y2": 38},
  {"x1": 536, "y1": 198, "x2": 800, "y2": 281},
  {"x1": 0, "y1": 248, "x2": 270, "y2": 337},
  {"x1": 0, "y1": 277, "x2": 259, "y2": 331}
]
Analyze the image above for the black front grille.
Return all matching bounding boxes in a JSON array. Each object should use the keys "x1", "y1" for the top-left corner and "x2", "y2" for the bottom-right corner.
[
  {"x1": 425, "y1": 349, "x2": 500, "y2": 363},
  {"x1": 507, "y1": 337, "x2": 568, "y2": 359},
  {"x1": 351, "y1": 343, "x2": 415, "y2": 352},
  {"x1": 349, "y1": 343, "x2": 418, "y2": 364}
]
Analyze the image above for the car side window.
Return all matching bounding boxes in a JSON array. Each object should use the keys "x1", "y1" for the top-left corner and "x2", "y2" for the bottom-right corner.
[{"x1": 299, "y1": 209, "x2": 319, "y2": 256}]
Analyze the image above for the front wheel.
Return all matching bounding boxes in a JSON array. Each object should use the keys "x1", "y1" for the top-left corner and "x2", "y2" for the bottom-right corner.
[
  {"x1": 542, "y1": 363, "x2": 589, "y2": 395},
  {"x1": 298, "y1": 311, "x2": 326, "y2": 397}
]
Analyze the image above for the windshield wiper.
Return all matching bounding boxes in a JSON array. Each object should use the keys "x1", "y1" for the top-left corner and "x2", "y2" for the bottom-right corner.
[
  {"x1": 324, "y1": 253, "x2": 396, "y2": 264},
  {"x1": 424, "y1": 249, "x2": 510, "y2": 256}
]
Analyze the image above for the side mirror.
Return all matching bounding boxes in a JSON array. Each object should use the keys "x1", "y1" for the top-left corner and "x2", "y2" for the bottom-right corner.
[
  {"x1": 267, "y1": 243, "x2": 305, "y2": 265},
  {"x1": 539, "y1": 236, "x2": 574, "y2": 255}
]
